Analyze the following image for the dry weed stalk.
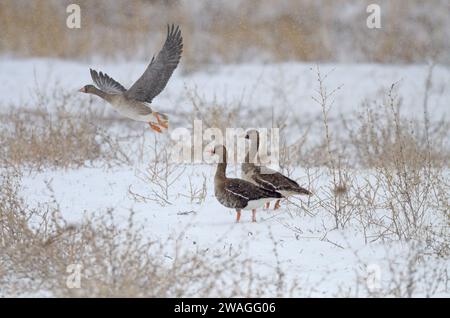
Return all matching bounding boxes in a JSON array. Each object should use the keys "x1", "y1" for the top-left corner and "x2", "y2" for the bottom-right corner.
[
  {"x1": 179, "y1": 172, "x2": 208, "y2": 205},
  {"x1": 312, "y1": 66, "x2": 350, "y2": 229},
  {"x1": 130, "y1": 137, "x2": 185, "y2": 206}
]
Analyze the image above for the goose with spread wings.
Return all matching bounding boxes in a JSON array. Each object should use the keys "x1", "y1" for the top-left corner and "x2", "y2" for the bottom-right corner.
[{"x1": 78, "y1": 24, "x2": 183, "y2": 133}]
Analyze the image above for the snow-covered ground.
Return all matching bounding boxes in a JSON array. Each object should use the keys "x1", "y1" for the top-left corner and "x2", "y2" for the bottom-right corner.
[
  {"x1": 1, "y1": 58, "x2": 449, "y2": 118},
  {"x1": 17, "y1": 164, "x2": 448, "y2": 296},
  {"x1": 0, "y1": 58, "x2": 448, "y2": 297}
]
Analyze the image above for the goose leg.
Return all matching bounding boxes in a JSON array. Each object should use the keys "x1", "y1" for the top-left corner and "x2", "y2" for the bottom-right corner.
[
  {"x1": 235, "y1": 210, "x2": 241, "y2": 223},
  {"x1": 264, "y1": 202, "x2": 270, "y2": 209},
  {"x1": 252, "y1": 209, "x2": 257, "y2": 222},
  {"x1": 154, "y1": 113, "x2": 168, "y2": 129},
  {"x1": 274, "y1": 199, "x2": 281, "y2": 210},
  {"x1": 148, "y1": 122, "x2": 162, "y2": 133}
]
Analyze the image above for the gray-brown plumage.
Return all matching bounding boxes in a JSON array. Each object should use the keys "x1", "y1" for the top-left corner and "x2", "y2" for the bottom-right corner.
[
  {"x1": 212, "y1": 145, "x2": 282, "y2": 223},
  {"x1": 242, "y1": 130, "x2": 312, "y2": 209},
  {"x1": 79, "y1": 24, "x2": 182, "y2": 133}
]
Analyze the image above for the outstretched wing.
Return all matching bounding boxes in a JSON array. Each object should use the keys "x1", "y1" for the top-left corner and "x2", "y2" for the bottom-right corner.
[
  {"x1": 125, "y1": 24, "x2": 183, "y2": 103},
  {"x1": 90, "y1": 69, "x2": 126, "y2": 94}
]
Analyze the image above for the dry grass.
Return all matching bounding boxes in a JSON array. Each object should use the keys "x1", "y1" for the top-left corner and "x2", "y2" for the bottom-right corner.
[
  {"x1": 1, "y1": 0, "x2": 449, "y2": 66},
  {"x1": 0, "y1": 58, "x2": 448, "y2": 297},
  {"x1": 129, "y1": 137, "x2": 186, "y2": 207},
  {"x1": 0, "y1": 80, "x2": 448, "y2": 296},
  {"x1": 0, "y1": 88, "x2": 131, "y2": 171},
  {"x1": 351, "y1": 242, "x2": 449, "y2": 297},
  {"x1": 279, "y1": 66, "x2": 450, "y2": 258},
  {"x1": 186, "y1": 85, "x2": 245, "y2": 131},
  {"x1": 347, "y1": 98, "x2": 450, "y2": 168},
  {"x1": 0, "y1": 169, "x2": 299, "y2": 297},
  {"x1": 183, "y1": 65, "x2": 449, "y2": 257}
]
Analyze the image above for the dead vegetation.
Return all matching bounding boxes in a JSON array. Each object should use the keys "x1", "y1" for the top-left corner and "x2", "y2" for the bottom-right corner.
[
  {"x1": 129, "y1": 136, "x2": 186, "y2": 206},
  {"x1": 0, "y1": 59, "x2": 448, "y2": 297},
  {"x1": 351, "y1": 242, "x2": 449, "y2": 297},
  {"x1": 279, "y1": 65, "x2": 450, "y2": 273},
  {"x1": 1, "y1": 0, "x2": 449, "y2": 67},
  {"x1": 0, "y1": 86, "x2": 131, "y2": 171},
  {"x1": 0, "y1": 74, "x2": 448, "y2": 295},
  {"x1": 143, "y1": 68, "x2": 448, "y2": 295},
  {"x1": 0, "y1": 169, "x2": 300, "y2": 297}
]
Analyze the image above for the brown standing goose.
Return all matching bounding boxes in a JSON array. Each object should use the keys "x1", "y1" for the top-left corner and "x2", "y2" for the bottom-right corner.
[
  {"x1": 242, "y1": 129, "x2": 312, "y2": 209},
  {"x1": 211, "y1": 145, "x2": 282, "y2": 223},
  {"x1": 78, "y1": 24, "x2": 183, "y2": 133}
]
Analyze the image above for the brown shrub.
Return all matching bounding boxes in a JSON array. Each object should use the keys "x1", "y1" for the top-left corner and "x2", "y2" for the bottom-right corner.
[
  {"x1": 1, "y1": 0, "x2": 448, "y2": 66},
  {"x1": 0, "y1": 88, "x2": 130, "y2": 170}
]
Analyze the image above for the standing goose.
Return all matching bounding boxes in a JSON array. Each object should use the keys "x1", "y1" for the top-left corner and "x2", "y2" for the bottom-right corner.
[
  {"x1": 78, "y1": 24, "x2": 183, "y2": 133},
  {"x1": 242, "y1": 129, "x2": 312, "y2": 210},
  {"x1": 211, "y1": 145, "x2": 282, "y2": 223}
]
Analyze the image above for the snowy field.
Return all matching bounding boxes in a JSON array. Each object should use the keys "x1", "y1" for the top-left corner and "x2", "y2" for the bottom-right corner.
[{"x1": 0, "y1": 58, "x2": 449, "y2": 297}]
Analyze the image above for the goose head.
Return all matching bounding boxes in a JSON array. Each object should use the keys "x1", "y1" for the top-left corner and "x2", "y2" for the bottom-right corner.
[
  {"x1": 244, "y1": 129, "x2": 260, "y2": 163},
  {"x1": 78, "y1": 84, "x2": 97, "y2": 94},
  {"x1": 209, "y1": 144, "x2": 227, "y2": 163},
  {"x1": 244, "y1": 129, "x2": 259, "y2": 146},
  {"x1": 244, "y1": 129, "x2": 260, "y2": 142}
]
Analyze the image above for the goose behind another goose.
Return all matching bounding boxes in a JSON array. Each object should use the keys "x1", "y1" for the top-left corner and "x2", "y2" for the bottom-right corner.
[
  {"x1": 242, "y1": 129, "x2": 312, "y2": 209},
  {"x1": 211, "y1": 145, "x2": 282, "y2": 223},
  {"x1": 79, "y1": 24, "x2": 183, "y2": 133}
]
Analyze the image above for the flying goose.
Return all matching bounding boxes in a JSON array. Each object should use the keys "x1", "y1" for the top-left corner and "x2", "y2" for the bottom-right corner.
[
  {"x1": 211, "y1": 144, "x2": 282, "y2": 223},
  {"x1": 242, "y1": 129, "x2": 312, "y2": 209},
  {"x1": 78, "y1": 24, "x2": 183, "y2": 133}
]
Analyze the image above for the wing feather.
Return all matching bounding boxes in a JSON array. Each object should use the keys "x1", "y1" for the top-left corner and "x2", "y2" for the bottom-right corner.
[
  {"x1": 255, "y1": 172, "x2": 311, "y2": 195},
  {"x1": 90, "y1": 69, "x2": 126, "y2": 94},
  {"x1": 125, "y1": 24, "x2": 183, "y2": 103},
  {"x1": 226, "y1": 179, "x2": 281, "y2": 201}
]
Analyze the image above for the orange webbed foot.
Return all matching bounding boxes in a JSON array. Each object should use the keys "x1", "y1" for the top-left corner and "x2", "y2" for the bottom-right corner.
[
  {"x1": 148, "y1": 122, "x2": 162, "y2": 133},
  {"x1": 154, "y1": 113, "x2": 169, "y2": 129}
]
